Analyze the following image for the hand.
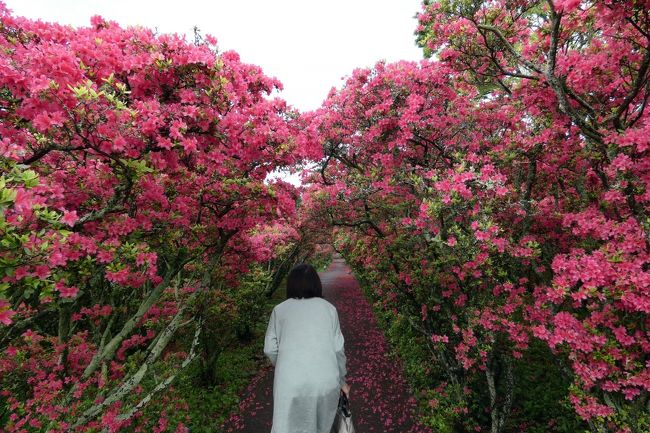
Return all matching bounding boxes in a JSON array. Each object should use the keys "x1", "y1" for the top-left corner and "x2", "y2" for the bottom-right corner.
[{"x1": 341, "y1": 382, "x2": 351, "y2": 397}]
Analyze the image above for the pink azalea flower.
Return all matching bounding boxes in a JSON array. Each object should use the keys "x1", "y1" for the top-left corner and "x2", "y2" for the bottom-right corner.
[{"x1": 60, "y1": 210, "x2": 79, "y2": 226}]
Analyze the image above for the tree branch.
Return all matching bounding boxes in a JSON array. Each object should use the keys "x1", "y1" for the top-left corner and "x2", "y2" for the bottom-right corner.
[
  {"x1": 105, "y1": 318, "x2": 203, "y2": 428},
  {"x1": 71, "y1": 291, "x2": 200, "y2": 429},
  {"x1": 476, "y1": 24, "x2": 544, "y2": 75},
  {"x1": 605, "y1": 45, "x2": 650, "y2": 130},
  {"x1": 81, "y1": 257, "x2": 192, "y2": 380}
]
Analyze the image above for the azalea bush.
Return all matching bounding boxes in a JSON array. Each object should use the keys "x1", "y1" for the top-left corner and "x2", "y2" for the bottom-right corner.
[
  {"x1": 304, "y1": 1, "x2": 649, "y2": 431},
  {"x1": 1, "y1": 0, "x2": 648, "y2": 431},
  {"x1": 0, "y1": 4, "x2": 323, "y2": 431}
]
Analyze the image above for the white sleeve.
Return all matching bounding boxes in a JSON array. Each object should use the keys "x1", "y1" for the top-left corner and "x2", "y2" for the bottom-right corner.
[
  {"x1": 263, "y1": 307, "x2": 279, "y2": 366},
  {"x1": 333, "y1": 308, "x2": 347, "y2": 386}
]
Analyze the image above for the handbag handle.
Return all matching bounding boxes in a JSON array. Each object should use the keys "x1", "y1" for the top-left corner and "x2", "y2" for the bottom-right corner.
[{"x1": 339, "y1": 389, "x2": 352, "y2": 417}]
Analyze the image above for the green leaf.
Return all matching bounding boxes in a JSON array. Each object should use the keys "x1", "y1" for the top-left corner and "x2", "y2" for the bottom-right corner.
[
  {"x1": 21, "y1": 170, "x2": 39, "y2": 188},
  {"x1": 0, "y1": 188, "x2": 17, "y2": 204},
  {"x1": 102, "y1": 72, "x2": 115, "y2": 85}
]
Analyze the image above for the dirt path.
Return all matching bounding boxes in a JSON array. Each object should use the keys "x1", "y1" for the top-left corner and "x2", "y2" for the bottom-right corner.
[{"x1": 221, "y1": 255, "x2": 432, "y2": 433}]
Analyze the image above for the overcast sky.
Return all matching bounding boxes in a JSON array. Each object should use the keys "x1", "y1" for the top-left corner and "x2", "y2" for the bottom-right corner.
[{"x1": 5, "y1": 0, "x2": 424, "y2": 112}]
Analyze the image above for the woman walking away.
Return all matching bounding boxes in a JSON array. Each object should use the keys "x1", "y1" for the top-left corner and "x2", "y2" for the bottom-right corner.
[{"x1": 264, "y1": 263, "x2": 350, "y2": 433}]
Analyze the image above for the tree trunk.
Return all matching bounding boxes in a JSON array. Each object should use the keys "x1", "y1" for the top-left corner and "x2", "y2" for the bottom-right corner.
[{"x1": 485, "y1": 351, "x2": 514, "y2": 433}]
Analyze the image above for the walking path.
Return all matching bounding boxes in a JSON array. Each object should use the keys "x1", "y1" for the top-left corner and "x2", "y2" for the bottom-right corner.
[{"x1": 221, "y1": 255, "x2": 432, "y2": 433}]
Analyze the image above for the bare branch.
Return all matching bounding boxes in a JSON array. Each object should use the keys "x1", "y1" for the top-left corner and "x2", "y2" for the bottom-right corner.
[
  {"x1": 81, "y1": 257, "x2": 192, "y2": 380},
  {"x1": 476, "y1": 24, "x2": 544, "y2": 75},
  {"x1": 71, "y1": 291, "x2": 200, "y2": 429},
  {"x1": 105, "y1": 318, "x2": 203, "y2": 428},
  {"x1": 605, "y1": 46, "x2": 650, "y2": 130}
]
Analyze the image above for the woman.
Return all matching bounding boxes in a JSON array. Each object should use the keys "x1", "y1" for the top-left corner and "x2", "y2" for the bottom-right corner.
[{"x1": 264, "y1": 263, "x2": 350, "y2": 433}]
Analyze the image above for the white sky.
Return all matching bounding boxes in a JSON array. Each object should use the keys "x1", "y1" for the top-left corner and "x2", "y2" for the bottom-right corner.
[{"x1": 5, "y1": 0, "x2": 424, "y2": 112}]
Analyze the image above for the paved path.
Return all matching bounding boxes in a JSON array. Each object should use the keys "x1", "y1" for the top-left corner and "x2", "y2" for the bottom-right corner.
[{"x1": 221, "y1": 255, "x2": 432, "y2": 433}]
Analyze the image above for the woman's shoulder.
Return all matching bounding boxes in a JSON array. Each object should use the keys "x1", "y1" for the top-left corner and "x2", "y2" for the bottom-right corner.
[
  {"x1": 318, "y1": 297, "x2": 336, "y2": 308},
  {"x1": 275, "y1": 297, "x2": 337, "y2": 312},
  {"x1": 313, "y1": 297, "x2": 339, "y2": 315}
]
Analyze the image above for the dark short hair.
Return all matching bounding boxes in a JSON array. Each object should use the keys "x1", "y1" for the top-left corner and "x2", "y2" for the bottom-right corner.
[{"x1": 287, "y1": 264, "x2": 323, "y2": 299}]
